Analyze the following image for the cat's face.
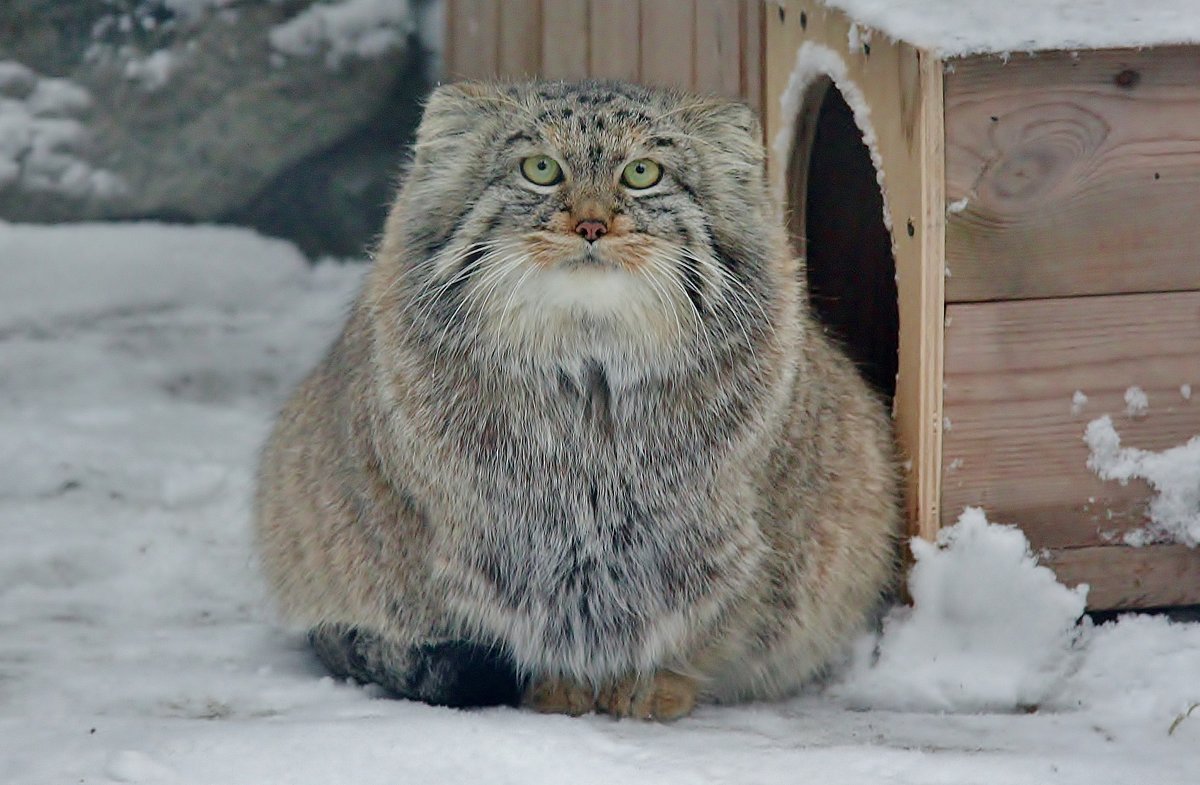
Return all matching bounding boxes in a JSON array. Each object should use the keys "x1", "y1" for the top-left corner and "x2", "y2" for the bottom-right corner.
[{"x1": 391, "y1": 80, "x2": 781, "y2": 370}]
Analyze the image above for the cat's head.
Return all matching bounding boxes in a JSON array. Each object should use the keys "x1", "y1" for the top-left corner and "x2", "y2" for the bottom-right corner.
[{"x1": 381, "y1": 80, "x2": 791, "y2": 374}]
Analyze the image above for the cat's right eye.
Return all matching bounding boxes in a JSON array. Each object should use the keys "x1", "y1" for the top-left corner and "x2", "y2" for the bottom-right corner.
[{"x1": 520, "y1": 155, "x2": 564, "y2": 186}]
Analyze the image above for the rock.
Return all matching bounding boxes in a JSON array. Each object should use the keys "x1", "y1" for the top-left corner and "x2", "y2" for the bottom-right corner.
[{"x1": 0, "y1": 1, "x2": 434, "y2": 257}]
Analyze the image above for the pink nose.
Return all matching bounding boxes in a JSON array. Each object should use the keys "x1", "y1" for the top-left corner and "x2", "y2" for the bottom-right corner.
[{"x1": 574, "y1": 219, "x2": 608, "y2": 242}]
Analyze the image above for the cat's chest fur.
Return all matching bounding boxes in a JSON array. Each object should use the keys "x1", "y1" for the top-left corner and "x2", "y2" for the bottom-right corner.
[{"x1": 411, "y1": 358, "x2": 766, "y2": 677}]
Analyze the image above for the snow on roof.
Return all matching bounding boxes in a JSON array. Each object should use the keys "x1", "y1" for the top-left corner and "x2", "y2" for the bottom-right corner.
[{"x1": 818, "y1": 0, "x2": 1200, "y2": 56}]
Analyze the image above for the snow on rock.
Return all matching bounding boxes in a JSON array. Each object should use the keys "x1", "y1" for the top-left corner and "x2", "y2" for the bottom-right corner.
[
  {"x1": 818, "y1": 1, "x2": 1200, "y2": 56},
  {"x1": 836, "y1": 508, "x2": 1087, "y2": 713},
  {"x1": 0, "y1": 62, "x2": 124, "y2": 199},
  {"x1": 124, "y1": 49, "x2": 177, "y2": 92},
  {"x1": 1085, "y1": 415, "x2": 1200, "y2": 547},
  {"x1": 270, "y1": 0, "x2": 418, "y2": 68}
]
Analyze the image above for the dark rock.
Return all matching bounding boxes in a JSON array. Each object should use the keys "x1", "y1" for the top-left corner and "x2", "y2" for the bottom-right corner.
[{"x1": 0, "y1": 1, "x2": 433, "y2": 257}]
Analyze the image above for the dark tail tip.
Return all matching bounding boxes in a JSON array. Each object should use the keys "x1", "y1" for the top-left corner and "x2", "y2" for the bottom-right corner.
[
  {"x1": 407, "y1": 640, "x2": 526, "y2": 708},
  {"x1": 308, "y1": 626, "x2": 525, "y2": 709}
]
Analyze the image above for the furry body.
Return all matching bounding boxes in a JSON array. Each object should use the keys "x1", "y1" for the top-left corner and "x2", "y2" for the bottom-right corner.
[{"x1": 255, "y1": 80, "x2": 900, "y2": 715}]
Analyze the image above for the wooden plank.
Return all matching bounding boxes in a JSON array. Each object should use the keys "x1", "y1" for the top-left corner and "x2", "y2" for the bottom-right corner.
[
  {"x1": 498, "y1": 0, "x2": 542, "y2": 78},
  {"x1": 1042, "y1": 545, "x2": 1200, "y2": 610},
  {"x1": 542, "y1": 0, "x2": 590, "y2": 81},
  {"x1": 944, "y1": 47, "x2": 1200, "y2": 302},
  {"x1": 445, "y1": 0, "x2": 500, "y2": 80},
  {"x1": 766, "y1": 1, "x2": 946, "y2": 541},
  {"x1": 941, "y1": 291, "x2": 1200, "y2": 551},
  {"x1": 695, "y1": 0, "x2": 742, "y2": 97},
  {"x1": 640, "y1": 0, "x2": 696, "y2": 90},
  {"x1": 589, "y1": 0, "x2": 640, "y2": 81},
  {"x1": 740, "y1": 0, "x2": 764, "y2": 115}
]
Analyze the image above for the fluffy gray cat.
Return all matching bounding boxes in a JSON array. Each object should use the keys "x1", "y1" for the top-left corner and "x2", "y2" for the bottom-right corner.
[{"x1": 255, "y1": 80, "x2": 900, "y2": 720}]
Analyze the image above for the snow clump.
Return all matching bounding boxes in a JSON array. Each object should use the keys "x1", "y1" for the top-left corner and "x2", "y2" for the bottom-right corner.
[
  {"x1": 835, "y1": 507, "x2": 1088, "y2": 713},
  {"x1": 1085, "y1": 415, "x2": 1200, "y2": 548}
]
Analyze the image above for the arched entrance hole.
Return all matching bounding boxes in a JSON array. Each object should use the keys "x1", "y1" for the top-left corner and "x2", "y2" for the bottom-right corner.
[{"x1": 786, "y1": 77, "x2": 899, "y2": 404}]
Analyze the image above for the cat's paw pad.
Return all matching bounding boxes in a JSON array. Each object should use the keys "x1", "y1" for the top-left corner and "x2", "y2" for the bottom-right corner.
[
  {"x1": 523, "y1": 677, "x2": 594, "y2": 716},
  {"x1": 597, "y1": 671, "x2": 697, "y2": 722}
]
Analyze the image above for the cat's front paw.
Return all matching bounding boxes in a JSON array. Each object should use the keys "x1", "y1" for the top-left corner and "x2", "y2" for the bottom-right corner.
[
  {"x1": 597, "y1": 671, "x2": 698, "y2": 722},
  {"x1": 523, "y1": 677, "x2": 595, "y2": 716}
]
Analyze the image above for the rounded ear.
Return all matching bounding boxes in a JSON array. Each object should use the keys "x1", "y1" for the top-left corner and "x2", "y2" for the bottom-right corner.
[
  {"x1": 415, "y1": 81, "x2": 512, "y2": 147},
  {"x1": 677, "y1": 96, "x2": 760, "y2": 139}
]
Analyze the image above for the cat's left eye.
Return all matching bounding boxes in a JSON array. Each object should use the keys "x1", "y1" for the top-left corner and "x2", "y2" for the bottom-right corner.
[{"x1": 621, "y1": 159, "x2": 662, "y2": 190}]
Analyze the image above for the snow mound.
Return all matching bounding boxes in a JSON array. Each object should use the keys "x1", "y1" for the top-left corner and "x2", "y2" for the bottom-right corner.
[
  {"x1": 0, "y1": 221, "x2": 311, "y2": 332},
  {"x1": 1085, "y1": 415, "x2": 1200, "y2": 548},
  {"x1": 836, "y1": 508, "x2": 1088, "y2": 712}
]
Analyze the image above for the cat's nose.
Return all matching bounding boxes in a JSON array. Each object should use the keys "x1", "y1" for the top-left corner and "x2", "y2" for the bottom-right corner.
[{"x1": 574, "y1": 219, "x2": 608, "y2": 243}]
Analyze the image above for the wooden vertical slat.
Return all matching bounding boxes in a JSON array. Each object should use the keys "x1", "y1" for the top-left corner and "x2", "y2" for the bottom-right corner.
[
  {"x1": 695, "y1": 0, "x2": 742, "y2": 97},
  {"x1": 590, "y1": 0, "x2": 640, "y2": 81},
  {"x1": 543, "y1": 0, "x2": 590, "y2": 80},
  {"x1": 640, "y1": 0, "x2": 696, "y2": 90},
  {"x1": 446, "y1": 0, "x2": 500, "y2": 79},
  {"x1": 741, "y1": 0, "x2": 764, "y2": 115},
  {"x1": 498, "y1": 0, "x2": 542, "y2": 77},
  {"x1": 766, "y1": 2, "x2": 946, "y2": 542}
]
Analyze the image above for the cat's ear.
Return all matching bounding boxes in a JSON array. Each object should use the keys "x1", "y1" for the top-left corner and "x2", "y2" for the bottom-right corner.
[
  {"x1": 416, "y1": 81, "x2": 510, "y2": 146},
  {"x1": 675, "y1": 96, "x2": 760, "y2": 141}
]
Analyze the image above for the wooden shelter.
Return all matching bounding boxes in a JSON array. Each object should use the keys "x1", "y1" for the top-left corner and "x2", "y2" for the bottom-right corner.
[{"x1": 444, "y1": 1, "x2": 1200, "y2": 611}]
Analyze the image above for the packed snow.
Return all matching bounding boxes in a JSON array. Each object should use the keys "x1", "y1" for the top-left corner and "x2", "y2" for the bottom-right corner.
[
  {"x1": 815, "y1": 0, "x2": 1200, "y2": 56},
  {"x1": 0, "y1": 63, "x2": 124, "y2": 198},
  {"x1": 2, "y1": 222, "x2": 1200, "y2": 784}
]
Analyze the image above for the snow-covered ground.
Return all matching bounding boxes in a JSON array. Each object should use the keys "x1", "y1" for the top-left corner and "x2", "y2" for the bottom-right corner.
[{"x1": 2, "y1": 222, "x2": 1199, "y2": 785}]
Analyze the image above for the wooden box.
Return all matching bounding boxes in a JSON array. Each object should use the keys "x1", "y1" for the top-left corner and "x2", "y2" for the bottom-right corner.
[{"x1": 444, "y1": 1, "x2": 1200, "y2": 610}]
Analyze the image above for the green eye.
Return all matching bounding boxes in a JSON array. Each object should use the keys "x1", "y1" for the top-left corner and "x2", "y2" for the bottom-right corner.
[
  {"x1": 520, "y1": 155, "x2": 563, "y2": 186},
  {"x1": 621, "y1": 159, "x2": 662, "y2": 190}
]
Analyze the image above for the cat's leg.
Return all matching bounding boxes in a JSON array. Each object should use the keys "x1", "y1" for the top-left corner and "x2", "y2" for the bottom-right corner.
[
  {"x1": 594, "y1": 670, "x2": 699, "y2": 721},
  {"x1": 308, "y1": 624, "x2": 526, "y2": 708}
]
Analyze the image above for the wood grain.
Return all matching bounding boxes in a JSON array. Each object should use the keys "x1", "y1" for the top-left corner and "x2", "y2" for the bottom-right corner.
[
  {"x1": 589, "y1": 0, "x2": 640, "y2": 81},
  {"x1": 941, "y1": 291, "x2": 1200, "y2": 550},
  {"x1": 498, "y1": 0, "x2": 542, "y2": 77},
  {"x1": 945, "y1": 48, "x2": 1200, "y2": 302},
  {"x1": 694, "y1": 0, "x2": 742, "y2": 97},
  {"x1": 445, "y1": 0, "x2": 500, "y2": 80},
  {"x1": 740, "y1": 0, "x2": 763, "y2": 115},
  {"x1": 1042, "y1": 545, "x2": 1200, "y2": 610},
  {"x1": 640, "y1": 0, "x2": 696, "y2": 90},
  {"x1": 542, "y1": 0, "x2": 590, "y2": 80},
  {"x1": 767, "y1": 1, "x2": 946, "y2": 540}
]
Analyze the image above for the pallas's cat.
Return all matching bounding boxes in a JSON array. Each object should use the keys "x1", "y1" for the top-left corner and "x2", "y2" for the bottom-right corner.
[{"x1": 255, "y1": 80, "x2": 899, "y2": 720}]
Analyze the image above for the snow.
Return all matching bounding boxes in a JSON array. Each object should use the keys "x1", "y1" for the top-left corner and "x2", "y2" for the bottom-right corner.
[
  {"x1": 270, "y1": 0, "x2": 418, "y2": 68},
  {"x1": 836, "y1": 508, "x2": 1088, "y2": 713},
  {"x1": 1124, "y1": 385, "x2": 1150, "y2": 418},
  {"x1": 0, "y1": 62, "x2": 124, "y2": 198},
  {"x1": 3, "y1": 221, "x2": 1200, "y2": 784},
  {"x1": 774, "y1": 41, "x2": 891, "y2": 232},
  {"x1": 1085, "y1": 415, "x2": 1200, "y2": 548},
  {"x1": 816, "y1": 1, "x2": 1200, "y2": 56},
  {"x1": 124, "y1": 50, "x2": 176, "y2": 92},
  {"x1": 1071, "y1": 390, "x2": 1089, "y2": 416}
]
